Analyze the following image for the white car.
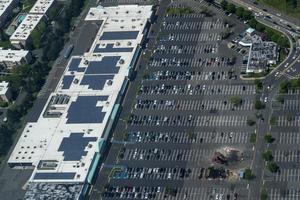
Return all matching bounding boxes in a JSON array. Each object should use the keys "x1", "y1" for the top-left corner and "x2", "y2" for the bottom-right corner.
[{"x1": 264, "y1": 97, "x2": 268, "y2": 103}]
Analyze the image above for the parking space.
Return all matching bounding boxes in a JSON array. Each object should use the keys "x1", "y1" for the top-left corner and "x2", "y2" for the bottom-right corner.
[
  {"x1": 139, "y1": 84, "x2": 255, "y2": 96},
  {"x1": 135, "y1": 99, "x2": 253, "y2": 111},
  {"x1": 265, "y1": 84, "x2": 300, "y2": 197},
  {"x1": 268, "y1": 188, "x2": 300, "y2": 200},
  {"x1": 283, "y1": 99, "x2": 300, "y2": 110},
  {"x1": 129, "y1": 114, "x2": 248, "y2": 127},
  {"x1": 126, "y1": 131, "x2": 250, "y2": 144},
  {"x1": 101, "y1": 185, "x2": 237, "y2": 200}
]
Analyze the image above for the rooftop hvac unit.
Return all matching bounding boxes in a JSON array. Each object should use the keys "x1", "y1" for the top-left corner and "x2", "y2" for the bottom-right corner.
[
  {"x1": 119, "y1": 59, "x2": 125, "y2": 64},
  {"x1": 107, "y1": 80, "x2": 113, "y2": 85}
]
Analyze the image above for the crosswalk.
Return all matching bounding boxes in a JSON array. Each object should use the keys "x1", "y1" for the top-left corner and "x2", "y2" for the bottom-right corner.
[{"x1": 274, "y1": 150, "x2": 300, "y2": 162}]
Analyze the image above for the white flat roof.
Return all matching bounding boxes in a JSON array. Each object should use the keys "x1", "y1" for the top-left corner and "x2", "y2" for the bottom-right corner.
[
  {"x1": 0, "y1": 81, "x2": 9, "y2": 95},
  {"x1": 9, "y1": 5, "x2": 152, "y2": 183},
  {"x1": 10, "y1": 14, "x2": 43, "y2": 42},
  {"x1": 0, "y1": 0, "x2": 15, "y2": 18},
  {"x1": 0, "y1": 48, "x2": 29, "y2": 62},
  {"x1": 29, "y1": 0, "x2": 55, "y2": 14}
]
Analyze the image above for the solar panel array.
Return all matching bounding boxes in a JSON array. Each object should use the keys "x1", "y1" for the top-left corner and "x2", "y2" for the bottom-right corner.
[
  {"x1": 66, "y1": 96, "x2": 108, "y2": 124},
  {"x1": 58, "y1": 133, "x2": 97, "y2": 161}
]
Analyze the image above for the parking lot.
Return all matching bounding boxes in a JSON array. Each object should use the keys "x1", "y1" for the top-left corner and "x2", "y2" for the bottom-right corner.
[
  {"x1": 92, "y1": 1, "x2": 258, "y2": 200},
  {"x1": 264, "y1": 92, "x2": 300, "y2": 199}
]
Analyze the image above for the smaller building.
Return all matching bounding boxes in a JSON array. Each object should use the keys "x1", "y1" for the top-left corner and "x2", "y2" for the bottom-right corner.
[
  {"x1": 29, "y1": 0, "x2": 55, "y2": 15},
  {"x1": 0, "y1": 81, "x2": 11, "y2": 102},
  {"x1": 246, "y1": 27, "x2": 255, "y2": 36},
  {"x1": 10, "y1": 14, "x2": 44, "y2": 49},
  {"x1": 0, "y1": 0, "x2": 19, "y2": 28},
  {"x1": 238, "y1": 29, "x2": 278, "y2": 73},
  {"x1": 0, "y1": 48, "x2": 31, "y2": 68}
]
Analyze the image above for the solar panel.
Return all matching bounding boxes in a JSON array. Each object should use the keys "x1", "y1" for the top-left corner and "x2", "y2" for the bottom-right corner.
[
  {"x1": 62, "y1": 75, "x2": 75, "y2": 89},
  {"x1": 80, "y1": 75, "x2": 114, "y2": 90},
  {"x1": 68, "y1": 58, "x2": 85, "y2": 72},
  {"x1": 66, "y1": 96, "x2": 108, "y2": 124},
  {"x1": 58, "y1": 132, "x2": 97, "y2": 161},
  {"x1": 85, "y1": 56, "x2": 120, "y2": 75},
  {"x1": 34, "y1": 172, "x2": 76, "y2": 180},
  {"x1": 100, "y1": 31, "x2": 139, "y2": 40},
  {"x1": 93, "y1": 44, "x2": 133, "y2": 53}
]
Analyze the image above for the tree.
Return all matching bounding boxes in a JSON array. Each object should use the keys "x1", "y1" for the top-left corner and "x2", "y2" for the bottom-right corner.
[
  {"x1": 276, "y1": 95, "x2": 284, "y2": 104},
  {"x1": 247, "y1": 118, "x2": 256, "y2": 126},
  {"x1": 255, "y1": 22, "x2": 265, "y2": 32},
  {"x1": 226, "y1": 3, "x2": 236, "y2": 13},
  {"x1": 242, "y1": 10, "x2": 253, "y2": 20},
  {"x1": 229, "y1": 96, "x2": 242, "y2": 106},
  {"x1": 244, "y1": 168, "x2": 254, "y2": 180},
  {"x1": 221, "y1": 28, "x2": 231, "y2": 39},
  {"x1": 249, "y1": 18, "x2": 258, "y2": 28},
  {"x1": 250, "y1": 133, "x2": 257, "y2": 143},
  {"x1": 254, "y1": 100, "x2": 265, "y2": 110},
  {"x1": 277, "y1": 36, "x2": 289, "y2": 48},
  {"x1": 264, "y1": 134, "x2": 274, "y2": 143},
  {"x1": 236, "y1": 7, "x2": 245, "y2": 18},
  {"x1": 270, "y1": 116, "x2": 277, "y2": 126},
  {"x1": 262, "y1": 150, "x2": 273, "y2": 161},
  {"x1": 220, "y1": 0, "x2": 228, "y2": 10},
  {"x1": 267, "y1": 162, "x2": 279, "y2": 173},
  {"x1": 261, "y1": 189, "x2": 268, "y2": 200},
  {"x1": 254, "y1": 79, "x2": 263, "y2": 91}
]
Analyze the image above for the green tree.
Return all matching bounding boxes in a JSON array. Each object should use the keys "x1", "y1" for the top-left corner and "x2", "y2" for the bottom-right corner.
[
  {"x1": 264, "y1": 134, "x2": 274, "y2": 143},
  {"x1": 254, "y1": 100, "x2": 265, "y2": 110},
  {"x1": 244, "y1": 168, "x2": 254, "y2": 180},
  {"x1": 254, "y1": 79, "x2": 263, "y2": 91},
  {"x1": 249, "y1": 18, "x2": 258, "y2": 28},
  {"x1": 229, "y1": 96, "x2": 242, "y2": 106},
  {"x1": 220, "y1": 0, "x2": 228, "y2": 10},
  {"x1": 262, "y1": 150, "x2": 273, "y2": 161},
  {"x1": 270, "y1": 116, "x2": 277, "y2": 126},
  {"x1": 236, "y1": 7, "x2": 245, "y2": 18},
  {"x1": 242, "y1": 10, "x2": 253, "y2": 20},
  {"x1": 255, "y1": 22, "x2": 265, "y2": 32},
  {"x1": 261, "y1": 189, "x2": 268, "y2": 200},
  {"x1": 250, "y1": 133, "x2": 257, "y2": 143},
  {"x1": 247, "y1": 118, "x2": 256, "y2": 126},
  {"x1": 226, "y1": 3, "x2": 236, "y2": 13},
  {"x1": 267, "y1": 162, "x2": 279, "y2": 173}
]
